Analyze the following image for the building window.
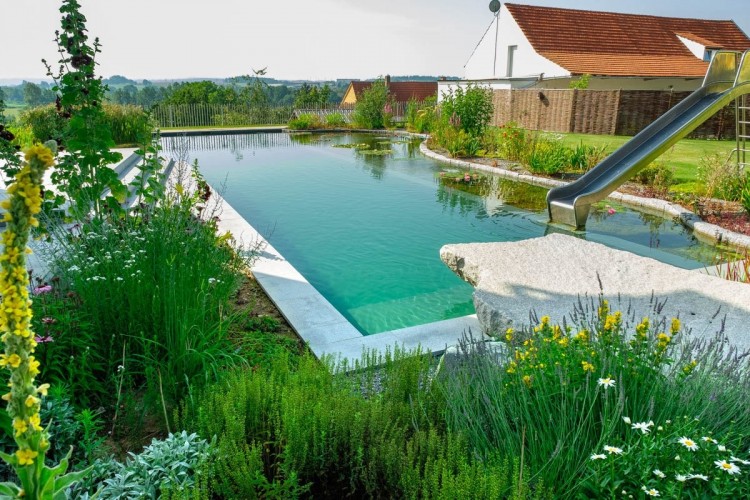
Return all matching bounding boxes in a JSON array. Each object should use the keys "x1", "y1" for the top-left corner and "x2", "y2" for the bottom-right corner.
[
  {"x1": 704, "y1": 49, "x2": 714, "y2": 62},
  {"x1": 506, "y1": 45, "x2": 517, "y2": 77}
]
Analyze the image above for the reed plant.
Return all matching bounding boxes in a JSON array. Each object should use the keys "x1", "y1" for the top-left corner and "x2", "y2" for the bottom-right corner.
[{"x1": 48, "y1": 193, "x2": 247, "y2": 413}]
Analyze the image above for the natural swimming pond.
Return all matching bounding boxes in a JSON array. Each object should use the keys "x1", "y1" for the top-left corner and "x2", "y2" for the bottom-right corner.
[{"x1": 163, "y1": 132, "x2": 728, "y2": 335}]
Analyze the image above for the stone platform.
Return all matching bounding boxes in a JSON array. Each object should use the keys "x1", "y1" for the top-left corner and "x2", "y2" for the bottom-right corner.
[{"x1": 440, "y1": 234, "x2": 750, "y2": 352}]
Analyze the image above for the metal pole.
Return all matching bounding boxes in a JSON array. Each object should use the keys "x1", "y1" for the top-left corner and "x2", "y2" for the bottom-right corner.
[{"x1": 492, "y1": 12, "x2": 500, "y2": 77}]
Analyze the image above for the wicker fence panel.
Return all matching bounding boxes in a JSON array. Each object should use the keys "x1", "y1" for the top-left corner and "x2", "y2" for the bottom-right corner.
[
  {"x1": 571, "y1": 90, "x2": 620, "y2": 135},
  {"x1": 491, "y1": 88, "x2": 737, "y2": 139}
]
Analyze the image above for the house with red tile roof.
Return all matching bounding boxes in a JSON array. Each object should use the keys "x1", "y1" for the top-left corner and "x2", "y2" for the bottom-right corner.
[
  {"x1": 340, "y1": 75, "x2": 437, "y2": 107},
  {"x1": 446, "y1": 3, "x2": 750, "y2": 95}
]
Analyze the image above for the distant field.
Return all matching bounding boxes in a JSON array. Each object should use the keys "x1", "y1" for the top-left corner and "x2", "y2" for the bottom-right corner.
[{"x1": 2, "y1": 103, "x2": 25, "y2": 121}]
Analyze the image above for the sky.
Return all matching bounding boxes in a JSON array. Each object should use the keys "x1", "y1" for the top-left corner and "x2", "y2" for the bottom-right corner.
[{"x1": 3, "y1": 0, "x2": 750, "y2": 82}]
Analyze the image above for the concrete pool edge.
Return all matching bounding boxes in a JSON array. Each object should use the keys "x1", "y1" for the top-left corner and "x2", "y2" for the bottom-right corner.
[
  {"x1": 207, "y1": 181, "x2": 481, "y2": 363},
  {"x1": 420, "y1": 142, "x2": 750, "y2": 252}
]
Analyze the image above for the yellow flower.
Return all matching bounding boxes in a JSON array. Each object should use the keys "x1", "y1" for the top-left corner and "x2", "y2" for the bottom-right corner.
[
  {"x1": 28, "y1": 413, "x2": 42, "y2": 432},
  {"x1": 15, "y1": 448, "x2": 38, "y2": 466},
  {"x1": 37, "y1": 383, "x2": 50, "y2": 396},
  {"x1": 575, "y1": 330, "x2": 589, "y2": 342},
  {"x1": 522, "y1": 375, "x2": 532, "y2": 388},
  {"x1": 25, "y1": 395, "x2": 39, "y2": 408},
  {"x1": 506, "y1": 361, "x2": 517, "y2": 374},
  {"x1": 24, "y1": 144, "x2": 55, "y2": 169},
  {"x1": 505, "y1": 328, "x2": 514, "y2": 342},
  {"x1": 0, "y1": 353, "x2": 22, "y2": 369},
  {"x1": 582, "y1": 361, "x2": 595, "y2": 373},
  {"x1": 27, "y1": 356, "x2": 40, "y2": 376},
  {"x1": 670, "y1": 318, "x2": 681, "y2": 335},
  {"x1": 12, "y1": 418, "x2": 28, "y2": 436},
  {"x1": 540, "y1": 316, "x2": 550, "y2": 325},
  {"x1": 1, "y1": 392, "x2": 11, "y2": 401}
]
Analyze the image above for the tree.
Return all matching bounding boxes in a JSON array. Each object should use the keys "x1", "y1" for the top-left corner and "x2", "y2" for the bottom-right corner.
[
  {"x1": 23, "y1": 82, "x2": 43, "y2": 107},
  {"x1": 352, "y1": 80, "x2": 392, "y2": 129}
]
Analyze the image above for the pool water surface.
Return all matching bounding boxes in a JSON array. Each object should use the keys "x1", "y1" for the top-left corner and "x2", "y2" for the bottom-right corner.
[{"x1": 163, "y1": 132, "x2": 727, "y2": 334}]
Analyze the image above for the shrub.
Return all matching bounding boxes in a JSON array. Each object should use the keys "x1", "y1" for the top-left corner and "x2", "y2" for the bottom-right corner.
[
  {"x1": 325, "y1": 112, "x2": 347, "y2": 128},
  {"x1": 569, "y1": 142, "x2": 607, "y2": 172},
  {"x1": 19, "y1": 104, "x2": 66, "y2": 145},
  {"x1": 697, "y1": 153, "x2": 745, "y2": 201},
  {"x1": 71, "y1": 431, "x2": 213, "y2": 498},
  {"x1": 288, "y1": 113, "x2": 322, "y2": 130},
  {"x1": 102, "y1": 103, "x2": 153, "y2": 146},
  {"x1": 633, "y1": 161, "x2": 674, "y2": 194},
  {"x1": 178, "y1": 351, "x2": 530, "y2": 498},
  {"x1": 440, "y1": 84, "x2": 494, "y2": 138},
  {"x1": 352, "y1": 80, "x2": 392, "y2": 129},
  {"x1": 406, "y1": 97, "x2": 438, "y2": 133},
  {"x1": 496, "y1": 122, "x2": 531, "y2": 162},
  {"x1": 437, "y1": 295, "x2": 750, "y2": 497},
  {"x1": 742, "y1": 172, "x2": 750, "y2": 215},
  {"x1": 526, "y1": 137, "x2": 572, "y2": 175},
  {"x1": 431, "y1": 123, "x2": 481, "y2": 158}
]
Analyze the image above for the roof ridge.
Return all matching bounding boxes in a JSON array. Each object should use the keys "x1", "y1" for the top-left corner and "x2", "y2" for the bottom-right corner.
[{"x1": 504, "y1": 2, "x2": 734, "y2": 24}]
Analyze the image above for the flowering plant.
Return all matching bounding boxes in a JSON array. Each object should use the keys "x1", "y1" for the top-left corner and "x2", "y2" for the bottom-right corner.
[
  {"x1": 584, "y1": 414, "x2": 749, "y2": 498},
  {"x1": 0, "y1": 143, "x2": 90, "y2": 498}
]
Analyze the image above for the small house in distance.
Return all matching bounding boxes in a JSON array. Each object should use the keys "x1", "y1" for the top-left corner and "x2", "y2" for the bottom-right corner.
[
  {"x1": 340, "y1": 76, "x2": 437, "y2": 107},
  {"x1": 447, "y1": 2, "x2": 750, "y2": 95}
]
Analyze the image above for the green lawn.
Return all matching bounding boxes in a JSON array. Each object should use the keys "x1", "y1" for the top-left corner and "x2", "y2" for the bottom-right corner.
[{"x1": 560, "y1": 132, "x2": 739, "y2": 192}]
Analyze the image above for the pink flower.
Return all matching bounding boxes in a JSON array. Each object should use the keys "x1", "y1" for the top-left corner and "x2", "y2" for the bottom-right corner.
[
  {"x1": 607, "y1": 207, "x2": 616, "y2": 215},
  {"x1": 464, "y1": 175, "x2": 471, "y2": 182},
  {"x1": 34, "y1": 335, "x2": 54, "y2": 343},
  {"x1": 33, "y1": 285, "x2": 53, "y2": 295}
]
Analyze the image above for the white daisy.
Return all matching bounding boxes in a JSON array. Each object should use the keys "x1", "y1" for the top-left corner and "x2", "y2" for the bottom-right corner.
[
  {"x1": 730, "y1": 456, "x2": 750, "y2": 466},
  {"x1": 644, "y1": 488, "x2": 660, "y2": 497},
  {"x1": 675, "y1": 474, "x2": 687, "y2": 482},
  {"x1": 717, "y1": 445, "x2": 727, "y2": 452},
  {"x1": 632, "y1": 421, "x2": 654, "y2": 434},
  {"x1": 653, "y1": 469, "x2": 666, "y2": 478},
  {"x1": 622, "y1": 416, "x2": 632, "y2": 425},
  {"x1": 678, "y1": 437, "x2": 699, "y2": 451},
  {"x1": 687, "y1": 473, "x2": 709, "y2": 481},
  {"x1": 590, "y1": 454, "x2": 607, "y2": 460},
  {"x1": 598, "y1": 377, "x2": 616, "y2": 389},
  {"x1": 604, "y1": 445, "x2": 623, "y2": 455},
  {"x1": 715, "y1": 460, "x2": 741, "y2": 475}
]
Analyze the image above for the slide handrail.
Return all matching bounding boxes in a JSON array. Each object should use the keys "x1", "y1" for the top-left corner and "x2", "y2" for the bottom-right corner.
[{"x1": 704, "y1": 50, "x2": 740, "y2": 90}]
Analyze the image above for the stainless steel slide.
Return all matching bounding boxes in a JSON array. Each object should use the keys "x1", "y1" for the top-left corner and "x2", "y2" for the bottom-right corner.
[{"x1": 547, "y1": 50, "x2": 750, "y2": 228}]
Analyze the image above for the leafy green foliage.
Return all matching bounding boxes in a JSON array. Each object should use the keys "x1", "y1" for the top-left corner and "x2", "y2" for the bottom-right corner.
[
  {"x1": 71, "y1": 431, "x2": 213, "y2": 499},
  {"x1": 569, "y1": 74, "x2": 592, "y2": 90},
  {"x1": 0, "y1": 98, "x2": 23, "y2": 179},
  {"x1": 288, "y1": 113, "x2": 322, "y2": 130},
  {"x1": 325, "y1": 112, "x2": 347, "y2": 128},
  {"x1": 352, "y1": 80, "x2": 392, "y2": 129},
  {"x1": 742, "y1": 172, "x2": 750, "y2": 215},
  {"x1": 178, "y1": 350, "x2": 530, "y2": 498},
  {"x1": 440, "y1": 85, "x2": 494, "y2": 138},
  {"x1": 527, "y1": 138, "x2": 572, "y2": 175},
  {"x1": 633, "y1": 161, "x2": 675, "y2": 194},
  {"x1": 697, "y1": 153, "x2": 746, "y2": 201},
  {"x1": 44, "y1": 0, "x2": 126, "y2": 219},
  {"x1": 294, "y1": 83, "x2": 333, "y2": 107},
  {"x1": 405, "y1": 97, "x2": 438, "y2": 133}
]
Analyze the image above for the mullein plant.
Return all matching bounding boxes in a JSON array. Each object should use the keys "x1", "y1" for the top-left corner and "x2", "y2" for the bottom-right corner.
[{"x1": 0, "y1": 142, "x2": 89, "y2": 498}]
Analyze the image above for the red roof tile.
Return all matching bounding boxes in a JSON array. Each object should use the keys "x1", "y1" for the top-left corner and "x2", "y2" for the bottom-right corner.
[
  {"x1": 349, "y1": 81, "x2": 437, "y2": 103},
  {"x1": 505, "y1": 3, "x2": 750, "y2": 77}
]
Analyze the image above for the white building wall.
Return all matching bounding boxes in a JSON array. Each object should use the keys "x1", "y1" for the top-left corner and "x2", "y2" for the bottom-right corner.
[
  {"x1": 464, "y1": 5, "x2": 569, "y2": 81},
  {"x1": 532, "y1": 76, "x2": 704, "y2": 92},
  {"x1": 676, "y1": 35, "x2": 707, "y2": 60}
]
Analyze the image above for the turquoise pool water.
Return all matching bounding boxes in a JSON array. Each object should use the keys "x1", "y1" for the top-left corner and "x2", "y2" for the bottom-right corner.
[{"x1": 164, "y1": 132, "x2": 726, "y2": 335}]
